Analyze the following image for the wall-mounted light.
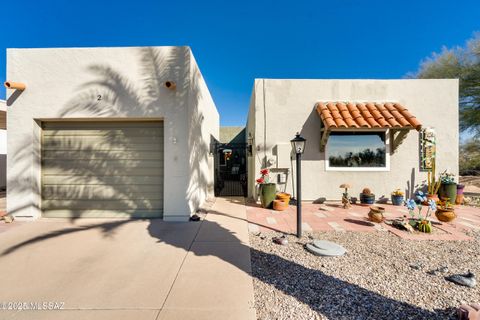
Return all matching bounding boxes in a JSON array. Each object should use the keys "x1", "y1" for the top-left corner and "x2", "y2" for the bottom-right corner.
[
  {"x1": 165, "y1": 81, "x2": 176, "y2": 90},
  {"x1": 247, "y1": 133, "x2": 254, "y2": 156},
  {"x1": 4, "y1": 81, "x2": 26, "y2": 91}
]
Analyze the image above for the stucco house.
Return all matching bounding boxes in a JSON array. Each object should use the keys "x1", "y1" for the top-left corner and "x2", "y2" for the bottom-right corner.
[
  {"x1": 0, "y1": 100, "x2": 5, "y2": 190},
  {"x1": 246, "y1": 79, "x2": 459, "y2": 201},
  {"x1": 6, "y1": 46, "x2": 219, "y2": 221}
]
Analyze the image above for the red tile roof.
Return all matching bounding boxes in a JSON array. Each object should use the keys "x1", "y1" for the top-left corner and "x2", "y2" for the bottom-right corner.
[{"x1": 316, "y1": 102, "x2": 422, "y2": 131}]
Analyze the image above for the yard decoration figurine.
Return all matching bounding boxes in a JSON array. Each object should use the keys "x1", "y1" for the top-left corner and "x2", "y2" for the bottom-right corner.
[
  {"x1": 339, "y1": 183, "x2": 351, "y2": 209},
  {"x1": 257, "y1": 169, "x2": 276, "y2": 209},
  {"x1": 406, "y1": 198, "x2": 436, "y2": 233}
]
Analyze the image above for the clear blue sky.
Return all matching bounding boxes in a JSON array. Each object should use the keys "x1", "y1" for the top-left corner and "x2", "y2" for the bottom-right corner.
[{"x1": 1, "y1": 0, "x2": 479, "y2": 126}]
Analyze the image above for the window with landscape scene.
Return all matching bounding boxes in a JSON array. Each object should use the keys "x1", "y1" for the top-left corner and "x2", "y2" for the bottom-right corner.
[{"x1": 326, "y1": 131, "x2": 389, "y2": 171}]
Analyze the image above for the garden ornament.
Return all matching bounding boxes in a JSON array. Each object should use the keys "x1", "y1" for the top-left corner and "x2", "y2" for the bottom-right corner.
[{"x1": 339, "y1": 183, "x2": 351, "y2": 209}]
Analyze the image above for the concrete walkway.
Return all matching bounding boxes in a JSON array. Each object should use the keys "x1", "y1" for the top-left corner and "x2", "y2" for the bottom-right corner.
[
  {"x1": 0, "y1": 197, "x2": 255, "y2": 319},
  {"x1": 158, "y1": 197, "x2": 256, "y2": 319}
]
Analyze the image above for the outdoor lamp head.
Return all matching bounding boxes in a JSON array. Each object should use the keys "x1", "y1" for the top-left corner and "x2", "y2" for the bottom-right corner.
[{"x1": 291, "y1": 133, "x2": 306, "y2": 154}]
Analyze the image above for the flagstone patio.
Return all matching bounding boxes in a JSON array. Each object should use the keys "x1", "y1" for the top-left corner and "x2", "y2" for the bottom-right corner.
[{"x1": 246, "y1": 201, "x2": 480, "y2": 241}]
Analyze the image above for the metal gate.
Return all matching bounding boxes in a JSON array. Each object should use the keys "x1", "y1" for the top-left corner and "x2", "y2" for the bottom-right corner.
[{"x1": 214, "y1": 142, "x2": 247, "y2": 197}]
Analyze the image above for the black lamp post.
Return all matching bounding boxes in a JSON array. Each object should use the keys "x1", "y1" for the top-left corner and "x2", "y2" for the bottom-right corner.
[{"x1": 291, "y1": 132, "x2": 306, "y2": 238}]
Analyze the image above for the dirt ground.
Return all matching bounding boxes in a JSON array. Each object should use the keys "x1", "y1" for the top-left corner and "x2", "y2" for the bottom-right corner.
[{"x1": 460, "y1": 176, "x2": 480, "y2": 194}]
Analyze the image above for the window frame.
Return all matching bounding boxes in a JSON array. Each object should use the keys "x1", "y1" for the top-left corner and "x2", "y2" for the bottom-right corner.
[{"x1": 325, "y1": 129, "x2": 390, "y2": 172}]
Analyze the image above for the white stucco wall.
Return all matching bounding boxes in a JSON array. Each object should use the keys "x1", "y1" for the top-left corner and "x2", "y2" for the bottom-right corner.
[
  {"x1": 0, "y1": 100, "x2": 6, "y2": 189},
  {"x1": 6, "y1": 46, "x2": 218, "y2": 220},
  {"x1": 247, "y1": 79, "x2": 459, "y2": 201},
  {"x1": 187, "y1": 52, "x2": 219, "y2": 212}
]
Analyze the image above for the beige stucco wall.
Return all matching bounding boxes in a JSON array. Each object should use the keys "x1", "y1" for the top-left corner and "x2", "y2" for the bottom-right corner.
[
  {"x1": 247, "y1": 79, "x2": 459, "y2": 201},
  {"x1": 187, "y1": 53, "x2": 219, "y2": 213},
  {"x1": 0, "y1": 100, "x2": 5, "y2": 189},
  {"x1": 6, "y1": 46, "x2": 218, "y2": 220}
]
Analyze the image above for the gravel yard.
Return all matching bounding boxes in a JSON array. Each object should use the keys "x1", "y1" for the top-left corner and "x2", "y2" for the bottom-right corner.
[{"x1": 250, "y1": 230, "x2": 480, "y2": 320}]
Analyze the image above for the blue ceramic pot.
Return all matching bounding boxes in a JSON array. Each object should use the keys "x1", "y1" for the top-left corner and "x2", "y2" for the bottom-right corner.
[{"x1": 391, "y1": 195, "x2": 404, "y2": 206}]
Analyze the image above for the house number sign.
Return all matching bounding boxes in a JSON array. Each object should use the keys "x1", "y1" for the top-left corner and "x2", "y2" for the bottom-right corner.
[{"x1": 420, "y1": 127, "x2": 436, "y2": 171}]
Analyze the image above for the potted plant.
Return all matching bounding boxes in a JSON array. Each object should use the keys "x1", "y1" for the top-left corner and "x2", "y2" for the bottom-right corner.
[
  {"x1": 360, "y1": 188, "x2": 375, "y2": 204},
  {"x1": 438, "y1": 172, "x2": 457, "y2": 204},
  {"x1": 426, "y1": 162, "x2": 441, "y2": 203},
  {"x1": 391, "y1": 189, "x2": 404, "y2": 206},
  {"x1": 405, "y1": 198, "x2": 436, "y2": 233},
  {"x1": 256, "y1": 169, "x2": 276, "y2": 209},
  {"x1": 435, "y1": 198, "x2": 456, "y2": 222}
]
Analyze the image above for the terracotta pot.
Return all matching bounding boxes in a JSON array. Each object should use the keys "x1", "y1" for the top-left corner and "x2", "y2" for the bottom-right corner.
[
  {"x1": 276, "y1": 192, "x2": 291, "y2": 204},
  {"x1": 455, "y1": 194, "x2": 464, "y2": 205},
  {"x1": 368, "y1": 207, "x2": 384, "y2": 223},
  {"x1": 273, "y1": 199, "x2": 288, "y2": 211},
  {"x1": 423, "y1": 194, "x2": 439, "y2": 205},
  {"x1": 435, "y1": 208, "x2": 456, "y2": 222}
]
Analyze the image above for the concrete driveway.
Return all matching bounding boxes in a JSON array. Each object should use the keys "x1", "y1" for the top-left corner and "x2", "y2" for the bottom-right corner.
[{"x1": 0, "y1": 198, "x2": 255, "y2": 319}]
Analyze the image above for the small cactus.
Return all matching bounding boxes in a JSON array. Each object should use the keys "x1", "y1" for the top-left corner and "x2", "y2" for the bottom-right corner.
[{"x1": 362, "y1": 188, "x2": 372, "y2": 195}]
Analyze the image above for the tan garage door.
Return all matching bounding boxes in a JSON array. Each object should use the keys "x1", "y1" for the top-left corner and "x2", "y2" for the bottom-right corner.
[{"x1": 41, "y1": 121, "x2": 163, "y2": 218}]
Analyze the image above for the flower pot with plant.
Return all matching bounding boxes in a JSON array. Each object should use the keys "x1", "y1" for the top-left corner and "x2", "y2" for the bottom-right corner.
[
  {"x1": 405, "y1": 198, "x2": 436, "y2": 233},
  {"x1": 426, "y1": 161, "x2": 441, "y2": 203},
  {"x1": 438, "y1": 172, "x2": 457, "y2": 204},
  {"x1": 256, "y1": 169, "x2": 276, "y2": 209},
  {"x1": 360, "y1": 188, "x2": 375, "y2": 205},
  {"x1": 435, "y1": 198, "x2": 456, "y2": 222},
  {"x1": 391, "y1": 189, "x2": 404, "y2": 206}
]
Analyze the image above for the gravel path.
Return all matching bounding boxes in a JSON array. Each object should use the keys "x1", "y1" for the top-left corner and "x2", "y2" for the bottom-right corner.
[{"x1": 250, "y1": 230, "x2": 480, "y2": 320}]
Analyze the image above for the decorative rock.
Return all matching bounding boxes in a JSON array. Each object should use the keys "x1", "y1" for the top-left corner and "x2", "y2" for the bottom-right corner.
[
  {"x1": 273, "y1": 236, "x2": 288, "y2": 246},
  {"x1": 305, "y1": 240, "x2": 346, "y2": 256},
  {"x1": 410, "y1": 262, "x2": 423, "y2": 270},
  {"x1": 445, "y1": 271, "x2": 476, "y2": 288}
]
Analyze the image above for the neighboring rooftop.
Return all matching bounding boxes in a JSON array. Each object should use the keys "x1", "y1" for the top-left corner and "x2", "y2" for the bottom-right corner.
[{"x1": 220, "y1": 126, "x2": 245, "y2": 144}]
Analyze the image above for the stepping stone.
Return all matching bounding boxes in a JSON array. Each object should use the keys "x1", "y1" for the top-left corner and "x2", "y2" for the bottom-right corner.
[
  {"x1": 327, "y1": 221, "x2": 345, "y2": 232},
  {"x1": 305, "y1": 240, "x2": 346, "y2": 257},
  {"x1": 266, "y1": 217, "x2": 277, "y2": 225}
]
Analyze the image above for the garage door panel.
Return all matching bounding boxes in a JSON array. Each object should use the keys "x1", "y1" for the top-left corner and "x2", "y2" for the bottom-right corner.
[
  {"x1": 42, "y1": 209, "x2": 162, "y2": 219},
  {"x1": 43, "y1": 175, "x2": 162, "y2": 185},
  {"x1": 42, "y1": 199, "x2": 164, "y2": 210},
  {"x1": 42, "y1": 166, "x2": 163, "y2": 176},
  {"x1": 43, "y1": 159, "x2": 163, "y2": 170},
  {"x1": 42, "y1": 140, "x2": 162, "y2": 152},
  {"x1": 41, "y1": 121, "x2": 164, "y2": 218},
  {"x1": 42, "y1": 150, "x2": 163, "y2": 160},
  {"x1": 43, "y1": 186, "x2": 163, "y2": 200}
]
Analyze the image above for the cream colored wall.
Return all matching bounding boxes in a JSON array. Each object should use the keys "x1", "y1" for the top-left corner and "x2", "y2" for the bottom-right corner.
[
  {"x1": 6, "y1": 46, "x2": 218, "y2": 220},
  {"x1": 187, "y1": 52, "x2": 219, "y2": 213},
  {"x1": 0, "y1": 100, "x2": 5, "y2": 189},
  {"x1": 247, "y1": 79, "x2": 459, "y2": 201}
]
